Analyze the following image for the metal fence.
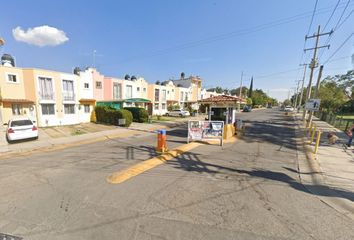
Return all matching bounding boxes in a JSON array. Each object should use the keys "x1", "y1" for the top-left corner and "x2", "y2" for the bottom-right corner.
[{"x1": 314, "y1": 111, "x2": 354, "y2": 131}]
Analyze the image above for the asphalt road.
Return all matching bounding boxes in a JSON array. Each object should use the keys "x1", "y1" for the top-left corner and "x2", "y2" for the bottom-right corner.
[{"x1": 0, "y1": 109, "x2": 353, "y2": 240}]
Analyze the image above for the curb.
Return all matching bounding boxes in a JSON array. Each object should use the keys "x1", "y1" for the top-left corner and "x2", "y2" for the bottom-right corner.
[
  {"x1": 0, "y1": 128, "x2": 144, "y2": 160},
  {"x1": 107, "y1": 142, "x2": 202, "y2": 184},
  {"x1": 294, "y1": 115, "x2": 354, "y2": 221},
  {"x1": 107, "y1": 135, "x2": 239, "y2": 184}
]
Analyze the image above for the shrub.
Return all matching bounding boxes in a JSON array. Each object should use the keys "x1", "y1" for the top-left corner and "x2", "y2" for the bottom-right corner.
[
  {"x1": 94, "y1": 106, "x2": 132, "y2": 127},
  {"x1": 119, "y1": 109, "x2": 133, "y2": 127},
  {"x1": 124, "y1": 107, "x2": 149, "y2": 123}
]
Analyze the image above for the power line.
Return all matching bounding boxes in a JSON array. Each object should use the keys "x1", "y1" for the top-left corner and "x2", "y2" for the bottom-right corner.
[
  {"x1": 296, "y1": 0, "x2": 320, "y2": 91},
  {"x1": 256, "y1": 68, "x2": 302, "y2": 79},
  {"x1": 322, "y1": 0, "x2": 341, "y2": 32},
  {"x1": 101, "y1": 2, "x2": 354, "y2": 67},
  {"x1": 333, "y1": 0, "x2": 351, "y2": 30},
  {"x1": 306, "y1": 0, "x2": 319, "y2": 36},
  {"x1": 318, "y1": 0, "x2": 352, "y2": 60},
  {"x1": 322, "y1": 32, "x2": 354, "y2": 64}
]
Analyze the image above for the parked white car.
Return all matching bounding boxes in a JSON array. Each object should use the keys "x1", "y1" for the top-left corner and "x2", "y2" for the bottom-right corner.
[
  {"x1": 5, "y1": 118, "x2": 38, "y2": 143},
  {"x1": 165, "y1": 109, "x2": 190, "y2": 117},
  {"x1": 284, "y1": 106, "x2": 294, "y2": 112}
]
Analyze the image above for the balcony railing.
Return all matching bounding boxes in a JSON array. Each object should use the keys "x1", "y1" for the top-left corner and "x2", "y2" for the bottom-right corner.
[
  {"x1": 39, "y1": 91, "x2": 55, "y2": 101},
  {"x1": 63, "y1": 92, "x2": 75, "y2": 101}
]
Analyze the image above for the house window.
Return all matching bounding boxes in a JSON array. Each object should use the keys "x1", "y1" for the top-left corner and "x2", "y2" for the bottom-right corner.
[
  {"x1": 41, "y1": 104, "x2": 55, "y2": 115},
  {"x1": 12, "y1": 104, "x2": 23, "y2": 115},
  {"x1": 62, "y1": 80, "x2": 75, "y2": 101},
  {"x1": 167, "y1": 91, "x2": 170, "y2": 95},
  {"x1": 137, "y1": 87, "x2": 140, "y2": 92},
  {"x1": 7, "y1": 74, "x2": 18, "y2": 83},
  {"x1": 143, "y1": 88, "x2": 146, "y2": 92},
  {"x1": 113, "y1": 83, "x2": 122, "y2": 99},
  {"x1": 180, "y1": 92, "x2": 184, "y2": 101},
  {"x1": 162, "y1": 103, "x2": 166, "y2": 110},
  {"x1": 64, "y1": 104, "x2": 75, "y2": 114},
  {"x1": 96, "y1": 81, "x2": 102, "y2": 89},
  {"x1": 126, "y1": 85, "x2": 132, "y2": 98},
  {"x1": 172, "y1": 89, "x2": 174, "y2": 92},
  {"x1": 84, "y1": 83, "x2": 89, "y2": 89},
  {"x1": 155, "y1": 89, "x2": 160, "y2": 102},
  {"x1": 154, "y1": 103, "x2": 159, "y2": 110},
  {"x1": 38, "y1": 77, "x2": 54, "y2": 100},
  {"x1": 162, "y1": 90, "x2": 166, "y2": 101},
  {"x1": 84, "y1": 105, "x2": 90, "y2": 113}
]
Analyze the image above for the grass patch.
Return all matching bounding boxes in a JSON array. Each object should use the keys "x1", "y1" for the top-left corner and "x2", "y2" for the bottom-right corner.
[
  {"x1": 71, "y1": 129, "x2": 87, "y2": 136},
  {"x1": 338, "y1": 115, "x2": 354, "y2": 120},
  {"x1": 150, "y1": 116, "x2": 170, "y2": 121}
]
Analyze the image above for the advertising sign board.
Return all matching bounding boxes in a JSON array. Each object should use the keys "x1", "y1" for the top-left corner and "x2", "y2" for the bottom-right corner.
[
  {"x1": 188, "y1": 120, "x2": 224, "y2": 146},
  {"x1": 305, "y1": 99, "x2": 321, "y2": 111}
]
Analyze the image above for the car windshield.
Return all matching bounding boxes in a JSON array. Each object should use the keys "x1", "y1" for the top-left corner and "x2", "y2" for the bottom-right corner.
[{"x1": 10, "y1": 120, "x2": 33, "y2": 127}]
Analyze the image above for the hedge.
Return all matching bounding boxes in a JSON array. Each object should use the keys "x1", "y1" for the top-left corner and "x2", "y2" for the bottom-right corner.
[
  {"x1": 124, "y1": 107, "x2": 149, "y2": 123},
  {"x1": 94, "y1": 106, "x2": 132, "y2": 127}
]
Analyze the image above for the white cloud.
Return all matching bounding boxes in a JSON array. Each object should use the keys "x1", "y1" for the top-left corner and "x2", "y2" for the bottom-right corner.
[{"x1": 12, "y1": 25, "x2": 69, "y2": 47}]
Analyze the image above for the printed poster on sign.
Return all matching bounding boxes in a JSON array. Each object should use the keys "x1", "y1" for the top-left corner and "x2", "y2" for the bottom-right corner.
[
  {"x1": 188, "y1": 121, "x2": 202, "y2": 140},
  {"x1": 305, "y1": 99, "x2": 321, "y2": 111},
  {"x1": 203, "y1": 122, "x2": 223, "y2": 138},
  {"x1": 188, "y1": 120, "x2": 224, "y2": 145}
]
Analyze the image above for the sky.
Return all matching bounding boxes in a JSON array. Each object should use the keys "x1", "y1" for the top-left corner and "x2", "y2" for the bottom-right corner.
[{"x1": 0, "y1": 0, "x2": 353, "y2": 101}]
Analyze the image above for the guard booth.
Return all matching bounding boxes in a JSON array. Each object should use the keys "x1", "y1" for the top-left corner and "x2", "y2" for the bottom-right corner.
[{"x1": 198, "y1": 95, "x2": 245, "y2": 139}]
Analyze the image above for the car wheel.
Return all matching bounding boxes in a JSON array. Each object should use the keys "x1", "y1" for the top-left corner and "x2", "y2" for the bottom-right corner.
[
  {"x1": 5, "y1": 135, "x2": 12, "y2": 144},
  {"x1": 179, "y1": 114, "x2": 183, "y2": 117},
  {"x1": 165, "y1": 113, "x2": 169, "y2": 116}
]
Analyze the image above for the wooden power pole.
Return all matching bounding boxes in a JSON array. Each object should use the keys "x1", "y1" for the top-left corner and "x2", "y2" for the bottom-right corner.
[{"x1": 302, "y1": 25, "x2": 332, "y2": 123}]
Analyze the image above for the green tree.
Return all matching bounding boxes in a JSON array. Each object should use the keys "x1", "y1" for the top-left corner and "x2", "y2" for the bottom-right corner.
[
  {"x1": 251, "y1": 89, "x2": 268, "y2": 106},
  {"x1": 207, "y1": 86, "x2": 224, "y2": 93},
  {"x1": 232, "y1": 87, "x2": 249, "y2": 98},
  {"x1": 283, "y1": 99, "x2": 292, "y2": 106},
  {"x1": 246, "y1": 98, "x2": 253, "y2": 105},
  {"x1": 318, "y1": 78, "x2": 347, "y2": 112},
  {"x1": 248, "y1": 77, "x2": 253, "y2": 98}
]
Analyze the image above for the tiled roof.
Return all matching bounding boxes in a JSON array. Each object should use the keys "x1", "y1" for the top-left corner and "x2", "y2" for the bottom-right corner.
[
  {"x1": 0, "y1": 98, "x2": 34, "y2": 103},
  {"x1": 198, "y1": 95, "x2": 244, "y2": 103},
  {"x1": 79, "y1": 98, "x2": 96, "y2": 102}
]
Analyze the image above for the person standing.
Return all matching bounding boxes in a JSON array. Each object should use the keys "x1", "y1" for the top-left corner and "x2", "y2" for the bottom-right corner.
[{"x1": 346, "y1": 124, "x2": 354, "y2": 147}]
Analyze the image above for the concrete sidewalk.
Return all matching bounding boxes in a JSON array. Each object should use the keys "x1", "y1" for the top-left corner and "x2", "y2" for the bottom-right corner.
[
  {"x1": 295, "y1": 113, "x2": 354, "y2": 219},
  {"x1": 0, "y1": 120, "x2": 187, "y2": 157}
]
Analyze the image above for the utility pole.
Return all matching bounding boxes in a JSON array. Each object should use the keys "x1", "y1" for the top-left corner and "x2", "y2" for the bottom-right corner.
[
  {"x1": 294, "y1": 80, "x2": 301, "y2": 109},
  {"x1": 298, "y1": 64, "x2": 308, "y2": 113},
  {"x1": 307, "y1": 65, "x2": 324, "y2": 126},
  {"x1": 302, "y1": 25, "x2": 332, "y2": 122},
  {"x1": 238, "y1": 71, "x2": 243, "y2": 111}
]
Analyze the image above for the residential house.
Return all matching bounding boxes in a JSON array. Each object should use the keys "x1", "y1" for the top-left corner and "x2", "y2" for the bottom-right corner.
[
  {"x1": 76, "y1": 68, "x2": 96, "y2": 123},
  {"x1": 0, "y1": 64, "x2": 36, "y2": 125},
  {"x1": 23, "y1": 68, "x2": 81, "y2": 127},
  {"x1": 172, "y1": 75, "x2": 202, "y2": 110}
]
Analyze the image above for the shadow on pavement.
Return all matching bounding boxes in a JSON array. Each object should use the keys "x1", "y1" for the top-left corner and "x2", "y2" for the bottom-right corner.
[{"x1": 168, "y1": 151, "x2": 354, "y2": 202}]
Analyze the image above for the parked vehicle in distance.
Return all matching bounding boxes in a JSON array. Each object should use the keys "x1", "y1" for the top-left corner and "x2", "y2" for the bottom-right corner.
[
  {"x1": 242, "y1": 106, "x2": 252, "y2": 112},
  {"x1": 165, "y1": 109, "x2": 190, "y2": 117},
  {"x1": 5, "y1": 118, "x2": 38, "y2": 143},
  {"x1": 284, "y1": 106, "x2": 294, "y2": 112}
]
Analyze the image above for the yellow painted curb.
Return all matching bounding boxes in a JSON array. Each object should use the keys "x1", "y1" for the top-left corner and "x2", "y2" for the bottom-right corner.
[
  {"x1": 107, "y1": 136, "x2": 239, "y2": 184},
  {"x1": 107, "y1": 142, "x2": 202, "y2": 184},
  {"x1": 224, "y1": 136, "x2": 237, "y2": 144}
]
